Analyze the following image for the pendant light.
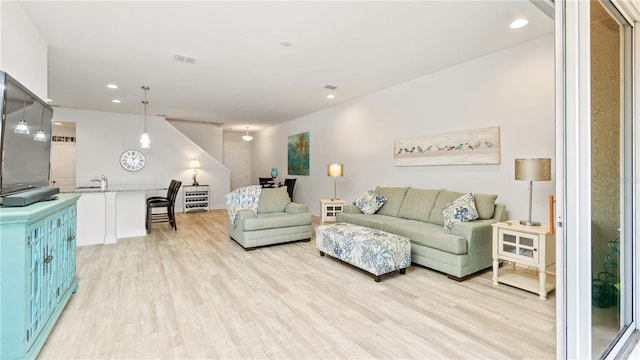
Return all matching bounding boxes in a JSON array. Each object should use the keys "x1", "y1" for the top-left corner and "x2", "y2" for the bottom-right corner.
[
  {"x1": 242, "y1": 126, "x2": 253, "y2": 142},
  {"x1": 33, "y1": 105, "x2": 47, "y2": 142},
  {"x1": 140, "y1": 85, "x2": 150, "y2": 149},
  {"x1": 14, "y1": 95, "x2": 30, "y2": 134}
]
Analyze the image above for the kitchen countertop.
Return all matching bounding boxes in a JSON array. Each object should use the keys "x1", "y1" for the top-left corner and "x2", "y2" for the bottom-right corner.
[{"x1": 73, "y1": 184, "x2": 167, "y2": 193}]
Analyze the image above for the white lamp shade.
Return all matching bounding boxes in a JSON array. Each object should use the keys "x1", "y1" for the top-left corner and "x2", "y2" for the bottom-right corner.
[
  {"x1": 327, "y1": 163, "x2": 343, "y2": 177},
  {"x1": 33, "y1": 130, "x2": 47, "y2": 142},
  {"x1": 14, "y1": 120, "x2": 30, "y2": 134},
  {"x1": 140, "y1": 131, "x2": 151, "y2": 149},
  {"x1": 188, "y1": 159, "x2": 201, "y2": 169},
  {"x1": 515, "y1": 158, "x2": 551, "y2": 181}
]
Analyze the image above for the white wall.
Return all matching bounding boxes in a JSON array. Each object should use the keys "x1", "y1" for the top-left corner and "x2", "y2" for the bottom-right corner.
[
  {"x1": 53, "y1": 108, "x2": 231, "y2": 210},
  {"x1": 251, "y1": 35, "x2": 555, "y2": 221},
  {"x1": 167, "y1": 120, "x2": 224, "y2": 161},
  {"x1": 0, "y1": 1, "x2": 48, "y2": 99}
]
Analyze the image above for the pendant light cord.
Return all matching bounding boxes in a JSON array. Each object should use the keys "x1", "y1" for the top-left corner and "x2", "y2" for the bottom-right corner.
[{"x1": 142, "y1": 86, "x2": 149, "y2": 132}]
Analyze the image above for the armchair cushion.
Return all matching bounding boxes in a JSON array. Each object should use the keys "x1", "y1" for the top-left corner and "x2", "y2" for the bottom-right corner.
[{"x1": 257, "y1": 187, "x2": 291, "y2": 214}]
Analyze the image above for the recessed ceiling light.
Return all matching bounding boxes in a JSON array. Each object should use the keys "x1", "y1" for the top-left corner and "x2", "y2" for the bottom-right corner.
[
  {"x1": 107, "y1": 84, "x2": 118, "y2": 89},
  {"x1": 54, "y1": 122, "x2": 63, "y2": 125},
  {"x1": 510, "y1": 18, "x2": 528, "y2": 29},
  {"x1": 327, "y1": 94, "x2": 335, "y2": 100},
  {"x1": 112, "y1": 99, "x2": 121, "y2": 103}
]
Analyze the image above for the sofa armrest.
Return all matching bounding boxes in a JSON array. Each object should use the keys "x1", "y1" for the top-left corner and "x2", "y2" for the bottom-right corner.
[
  {"x1": 341, "y1": 204, "x2": 363, "y2": 214},
  {"x1": 285, "y1": 202, "x2": 309, "y2": 214},
  {"x1": 233, "y1": 209, "x2": 258, "y2": 230}
]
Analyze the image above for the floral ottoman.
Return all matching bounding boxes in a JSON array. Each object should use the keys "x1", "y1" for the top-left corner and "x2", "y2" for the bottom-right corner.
[{"x1": 316, "y1": 223, "x2": 411, "y2": 282}]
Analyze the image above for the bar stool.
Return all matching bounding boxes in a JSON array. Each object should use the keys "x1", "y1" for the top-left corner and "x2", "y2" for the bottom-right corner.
[{"x1": 146, "y1": 180, "x2": 182, "y2": 233}]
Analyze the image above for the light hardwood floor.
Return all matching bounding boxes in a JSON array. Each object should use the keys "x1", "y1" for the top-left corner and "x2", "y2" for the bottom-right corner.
[{"x1": 39, "y1": 210, "x2": 556, "y2": 359}]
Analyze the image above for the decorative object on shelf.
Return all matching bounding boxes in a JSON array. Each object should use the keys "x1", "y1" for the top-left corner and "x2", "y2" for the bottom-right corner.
[
  {"x1": 14, "y1": 95, "x2": 30, "y2": 134},
  {"x1": 327, "y1": 163, "x2": 343, "y2": 200},
  {"x1": 394, "y1": 126, "x2": 501, "y2": 166},
  {"x1": 515, "y1": 158, "x2": 551, "y2": 226},
  {"x1": 119, "y1": 149, "x2": 146, "y2": 172},
  {"x1": 242, "y1": 126, "x2": 253, "y2": 141},
  {"x1": 288, "y1": 132, "x2": 310, "y2": 175},
  {"x1": 271, "y1": 168, "x2": 278, "y2": 179},
  {"x1": 139, "y1": 85, "x2": 151, "y2": 149},
  {"x1": 33, "y1": 106, "x2": 47, "y2": 142},
  {"x1": 188, "y1": 159, "x2": 201, "y2": 186}
]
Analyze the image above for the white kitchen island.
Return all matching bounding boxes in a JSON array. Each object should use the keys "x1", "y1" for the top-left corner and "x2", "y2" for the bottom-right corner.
[{"x1": 75, "y1": 184, "x2": 166, "y2": 246}]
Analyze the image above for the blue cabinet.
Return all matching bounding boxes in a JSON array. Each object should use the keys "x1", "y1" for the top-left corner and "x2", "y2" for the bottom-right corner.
[{"x1": 0, "y1": 194, "x2": 80, "y2": 360}]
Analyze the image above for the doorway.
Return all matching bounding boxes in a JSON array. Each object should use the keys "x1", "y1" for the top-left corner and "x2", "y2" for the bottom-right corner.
[{"x1": 50, "y1": 122, "x2": 76, "y2": 192}]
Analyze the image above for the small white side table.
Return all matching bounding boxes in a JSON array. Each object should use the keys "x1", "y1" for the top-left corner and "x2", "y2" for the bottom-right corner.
[
  {"x1": 320, "y1": 199, "x2": 345, "y2": 224},
  {"x1": 491, "y1": 220, "x2": 556, "y2": 300}
]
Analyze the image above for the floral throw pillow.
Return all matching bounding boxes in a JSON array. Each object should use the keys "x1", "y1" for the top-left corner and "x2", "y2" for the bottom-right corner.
[
  {"x1": 442, "y1": 193, "x2": 479, "y2": 231},
  {"x1": 352, "y1": 190, "x2": 388, "y2": 215}
]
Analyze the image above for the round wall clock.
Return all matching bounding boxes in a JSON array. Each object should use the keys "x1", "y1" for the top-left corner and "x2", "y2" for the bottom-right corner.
[{"x1": 120, "y1": 149, "x2": 146, "y2": 172}]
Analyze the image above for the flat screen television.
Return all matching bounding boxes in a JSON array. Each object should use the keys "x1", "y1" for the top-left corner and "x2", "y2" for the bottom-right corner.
[{"x1": 0, "y1": 71, "x2": 54, "y2": 197}]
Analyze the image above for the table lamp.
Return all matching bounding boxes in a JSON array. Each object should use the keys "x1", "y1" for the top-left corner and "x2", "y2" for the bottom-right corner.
[
  {"x1": 327, "y1": 163, "x2": 343, "y2": 200},
  {"x1": 188, "y1": 159, "x2": 201, "y2": 186},
  {"x1": 515, "y1": 158, "x2": 551, "y2": 226}
]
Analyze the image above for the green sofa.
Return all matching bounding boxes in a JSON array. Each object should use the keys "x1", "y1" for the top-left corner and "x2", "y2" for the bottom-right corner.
[
  {"x1": 228, "y1": 187, "x2": 312, "y2": 250},
  {"x1": 336, "y1": 186, "x2": 506, "y2": 280}
]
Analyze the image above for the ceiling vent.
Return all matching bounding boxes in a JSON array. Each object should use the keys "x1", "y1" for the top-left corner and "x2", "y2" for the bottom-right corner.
[
  {"x1": 174, "y1": 54, "x2": 197, "y2": 64},
  {"x1": 324, "y1": 85, "x2": 338, "y2": 90}
]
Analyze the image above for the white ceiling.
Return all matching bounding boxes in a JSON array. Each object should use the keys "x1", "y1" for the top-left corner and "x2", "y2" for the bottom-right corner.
[{"x1": 18, "y1": 1, "x2": 553, "y2": 133}]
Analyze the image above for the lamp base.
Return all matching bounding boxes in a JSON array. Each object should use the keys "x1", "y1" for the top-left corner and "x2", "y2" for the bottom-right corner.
[
  {"x1": 192, "y1": 182, "x2": 199, "y2": 186},
  {"x1": 520, "y1": 220, "x2": 541, "y2": 226}
]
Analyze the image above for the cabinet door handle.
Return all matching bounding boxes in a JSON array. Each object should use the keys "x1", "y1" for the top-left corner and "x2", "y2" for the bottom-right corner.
[{"x1": 44, "y1": 254, "x2": 53, "y2": 264}]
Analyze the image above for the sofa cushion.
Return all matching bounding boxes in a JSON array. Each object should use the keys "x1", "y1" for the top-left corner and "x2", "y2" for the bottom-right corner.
[
  {"x1": 428, "y1": 189, "x2": 464, "y2": 226},
  {"x1": 243, "y1": 212, "x2": 311, "y2": 231},
  {"x1": 374, "y1": 186, "x2": 409, "y2": 217},
  {"x1": 397, "y1": 188, "x2": 441, "y2": 222},
  {"x1": 352, "y1": 190, "x2": 387, "y2": 214},
  {"x1": 474, "y1": 193, "x2": 498, "y2": 219},
  {"x1": 258, "y1": 187, "x2": 291, "y2": 214},
  {"x1": 384, "y1": 220, "x2": 467, "y2": 255},
  {"x1": 336, "y1": 213, "x2": 399, "y2": 231},
  {"x1": 442, "y1": 193, "x2": 479, "y2": 231}
]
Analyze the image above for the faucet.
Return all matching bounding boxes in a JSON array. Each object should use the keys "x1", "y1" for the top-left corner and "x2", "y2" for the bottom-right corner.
[{"x1": 90, "y1": 175, "x2": 108, "y2": 191}]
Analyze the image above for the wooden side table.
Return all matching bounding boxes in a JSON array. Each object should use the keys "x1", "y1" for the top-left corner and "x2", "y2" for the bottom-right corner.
[
  {"x1": 320, "y1": 199, "x2": 345, "y2": 224},
  {"x1": 491, "y1": 221, "x2": 556, "y2": 300}
]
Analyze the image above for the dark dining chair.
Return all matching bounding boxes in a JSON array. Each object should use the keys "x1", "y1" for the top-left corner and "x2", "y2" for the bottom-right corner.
[
  {"x1": 284, "y1": 178, "x2": 296, "y2": 201},
  {"x1": 146, "y1": 179, "x2": 182, "y2": 233}
]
